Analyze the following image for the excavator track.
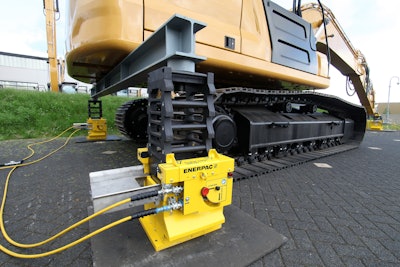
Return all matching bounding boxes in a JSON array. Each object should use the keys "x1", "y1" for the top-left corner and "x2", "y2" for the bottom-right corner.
[{"x1": 232, "y1": 143, "x2": 358, "y2": 181}]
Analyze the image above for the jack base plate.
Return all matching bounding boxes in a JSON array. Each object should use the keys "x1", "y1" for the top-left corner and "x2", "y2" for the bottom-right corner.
[{"x1": 140, "y1": 209, "x2": 225, "y2": 251}]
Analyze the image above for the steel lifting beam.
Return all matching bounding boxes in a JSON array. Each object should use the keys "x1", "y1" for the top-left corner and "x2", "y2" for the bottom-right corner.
[{"x1": 91, "y1": 15, "x2": 206, "y2": 98}]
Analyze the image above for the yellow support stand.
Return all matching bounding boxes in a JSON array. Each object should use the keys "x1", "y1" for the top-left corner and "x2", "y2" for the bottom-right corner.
[
  {"x1": 138, "y1": 149, "x2": 234, "y2": 251},
  {"x1": 86, "y1": 118, "x2": 107, "y2": 141}
]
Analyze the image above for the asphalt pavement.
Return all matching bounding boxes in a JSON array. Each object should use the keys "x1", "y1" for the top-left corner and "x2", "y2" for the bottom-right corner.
[{"x1": 0, "y1": 131, "x2": 399, "y2": 266}]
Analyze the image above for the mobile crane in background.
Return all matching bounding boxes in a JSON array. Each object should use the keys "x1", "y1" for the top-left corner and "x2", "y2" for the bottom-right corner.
[{"x1": 65, "y1": 0, "x2": 382, "y2": 250}]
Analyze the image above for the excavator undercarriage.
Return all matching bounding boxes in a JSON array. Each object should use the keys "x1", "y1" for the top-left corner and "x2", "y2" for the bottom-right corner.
[{"x1": 115, "y1": 85, "x2": 366, "y2": 180}]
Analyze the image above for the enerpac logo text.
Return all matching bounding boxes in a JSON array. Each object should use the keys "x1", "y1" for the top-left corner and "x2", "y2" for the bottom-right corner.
[{"x1": 183, "y1": 164, "x2": 213, "y2": 173}]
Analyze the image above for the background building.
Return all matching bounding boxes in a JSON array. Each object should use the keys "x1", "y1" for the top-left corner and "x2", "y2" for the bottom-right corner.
[
  {"x1": 0, "y1": 51, "x2": 48, "y2": 91},
  {"x1": 376, "y1": 102, "x2": 400, "y2": 124},
  {"x1": 0, "y1": 51, "x2": 89, "y2": 93}
]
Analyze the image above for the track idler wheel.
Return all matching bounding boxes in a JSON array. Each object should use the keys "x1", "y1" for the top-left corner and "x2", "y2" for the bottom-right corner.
[{"x1": 212, "y1": 114, "x2": 236, "y2": 152}]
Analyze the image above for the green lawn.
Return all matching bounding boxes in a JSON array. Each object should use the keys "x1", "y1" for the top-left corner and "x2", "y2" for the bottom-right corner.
[
  {"x1": 383, "y1": 123, "x2": 400, "y2": 131},
  {"x1": 0, "y1": 89, "x2": 134, "y2": 141}
]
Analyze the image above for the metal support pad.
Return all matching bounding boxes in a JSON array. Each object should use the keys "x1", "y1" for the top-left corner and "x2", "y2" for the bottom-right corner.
[
  {"x1": 92, "y1": 15, "x2": 206, "y2": 98},
  {"x1": 89, "y1": 165, "x2": 161, "y2": 213}
]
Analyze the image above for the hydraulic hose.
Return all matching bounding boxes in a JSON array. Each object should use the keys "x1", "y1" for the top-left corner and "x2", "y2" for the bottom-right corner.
[
  {"x1": 0, "y1": 126, "x2": 179, "y2": 259},
  {"x1": 0, "y1": 216, "x2": 132, "y2": 258},
  {"x1": 0, "y1": 128, "x2": 91, "y2": 248},
  {"x1": 0, "y1": 126, "x2": 76, "y2": 171},
  {"x1": 0, "y1": 205, "x2": 176, "y2": 258},
  {"x1": 0, "y1": 127, "x2": 159, "y2": 249},
  {"x1": 130, "y1": 189, "x2": 160, "y2": 202},
  {"x1": 0, "y1": 194, "x2": 131, "y2": 248},
  {"x1": 130, "y1": 205, "x2": 177, "y2": 220},
  {"x1": 317, "y1": 0, "x2": 331, "y2": 74}
]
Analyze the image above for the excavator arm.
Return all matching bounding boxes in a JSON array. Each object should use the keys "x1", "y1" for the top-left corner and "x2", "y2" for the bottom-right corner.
[
  {"x1": 301, "y1": 3, "x2": 375, "y2": 116},
  {"x1": 43, "y1": 0, "x2": 59, "y2": 92}
]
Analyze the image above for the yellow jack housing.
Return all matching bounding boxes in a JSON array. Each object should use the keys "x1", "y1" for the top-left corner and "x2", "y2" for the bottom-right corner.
[{"x1": 138, "y1": 148, "x2": 234, "y2": 251}]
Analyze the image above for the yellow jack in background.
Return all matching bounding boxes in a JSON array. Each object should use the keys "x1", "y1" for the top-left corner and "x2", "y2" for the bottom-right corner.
[
  {"x1": 86, "y1": 118, "x2": 107, "y2": 141},
  {"x1": 86, "y1": 99, "x2": 107, "y2": 141},
  {"x1": 366, "y1": 113, "x2": 383, "y2": 131}
]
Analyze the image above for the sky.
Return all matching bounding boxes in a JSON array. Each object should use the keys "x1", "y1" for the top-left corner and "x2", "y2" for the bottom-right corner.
[{"x1": 1, "y1": 0, "x2": 400, "y2": 105}]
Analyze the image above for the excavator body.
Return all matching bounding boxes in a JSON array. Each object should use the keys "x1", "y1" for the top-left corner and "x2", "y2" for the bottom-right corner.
[
  {"x1": 66, "y1": 0, "x2": 330, "y2": 89},
  {"x1": 66, "y1": 0, "x2": 376, "y2": 163}
]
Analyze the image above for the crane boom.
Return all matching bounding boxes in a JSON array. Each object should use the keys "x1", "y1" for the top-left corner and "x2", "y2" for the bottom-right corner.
[{"x1": 43, "y1": 0, "x2": 59, "y2": 92}]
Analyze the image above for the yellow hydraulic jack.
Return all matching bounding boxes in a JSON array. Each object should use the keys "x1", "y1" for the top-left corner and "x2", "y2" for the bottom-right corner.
[
  {"x1": 366, "y1": 113, "x2": 383, "y2": 131},
  {"x1": 138, "y1": 148, "x2": 234, "y2": 251},
  {"x1": 86, "y1": 99, "x2": 107, "y2": 141},
  {"x1": 86, "y1": 118, "x2": 107, "y2": 141}
]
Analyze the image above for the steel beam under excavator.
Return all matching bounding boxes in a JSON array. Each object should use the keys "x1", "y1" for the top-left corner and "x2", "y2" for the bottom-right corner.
[{"x1": 91, "y1": 15, "x2": 206, "y2": 98}]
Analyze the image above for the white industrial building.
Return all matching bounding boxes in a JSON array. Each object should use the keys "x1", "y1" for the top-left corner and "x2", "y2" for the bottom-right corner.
[
  {"x1": 0, "y1": 51, "x2": 49, "y2": 91},
  {"x1": 0, "y1": 51, "x2": 90, "y2": 93}
]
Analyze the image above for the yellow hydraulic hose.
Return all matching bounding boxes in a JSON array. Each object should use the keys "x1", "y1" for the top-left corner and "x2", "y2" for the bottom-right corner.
[
  {"x1": 0, "y1": 215, "x2": 132, "y2": 258},
  {"x1": 0, "y1": 189, "x2": 131, "y2": 248},
  {"x1": 0, "y1": 127, "x2": 159, "y2": 259},
  {"x1": 0, "y1": 127, "x2": 130, "y2": 251},
  {"x1": 0, "y1": 127, "x2": 76, "y2": 171}
]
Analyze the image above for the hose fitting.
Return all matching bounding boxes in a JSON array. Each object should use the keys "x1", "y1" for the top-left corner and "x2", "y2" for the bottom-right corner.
[
  {"x1": 158, "y1": 184, "x2": 183, "y2": 196},
  {"x1": 131, "y1": 198, "x2": 183, "y2": 220},
  {"x1": 0, "y1": 160, "x2": 24, "y2": 167}
]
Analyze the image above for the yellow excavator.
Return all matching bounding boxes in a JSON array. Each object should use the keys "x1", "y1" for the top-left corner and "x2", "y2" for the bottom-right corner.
[
  {"x1": 64, "y1": 0, "x2": 382, "y2": 250},
  {"x1": 66, "y1": 0, "x2": 381, "y2": 133}
]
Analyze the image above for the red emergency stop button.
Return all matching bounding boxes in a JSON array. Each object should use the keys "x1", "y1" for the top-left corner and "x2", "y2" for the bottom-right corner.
[{"x1": 201, "y1": 187, "x2": 210, "y2": 197}]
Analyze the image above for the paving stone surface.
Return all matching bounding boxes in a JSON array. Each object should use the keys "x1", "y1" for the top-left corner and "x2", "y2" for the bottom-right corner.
[{"x1": 0, "y1": 131, "x2": 399, "y2": 266}]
